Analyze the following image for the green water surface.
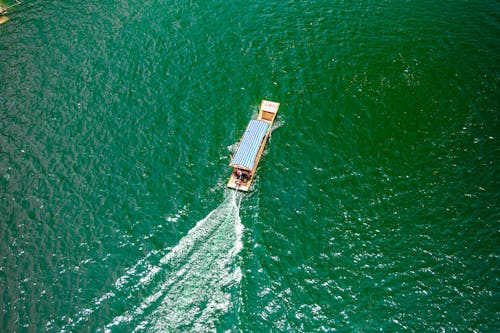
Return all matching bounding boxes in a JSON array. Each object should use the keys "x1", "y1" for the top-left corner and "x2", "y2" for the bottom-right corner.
[{"x1": 1, "y1": 0, "x2": 498, "y2": 331}]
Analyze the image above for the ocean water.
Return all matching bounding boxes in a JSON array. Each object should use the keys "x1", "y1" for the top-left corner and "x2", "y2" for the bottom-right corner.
[{"x1": 1, "y1": 0, "x2": 498, "y2": 332}]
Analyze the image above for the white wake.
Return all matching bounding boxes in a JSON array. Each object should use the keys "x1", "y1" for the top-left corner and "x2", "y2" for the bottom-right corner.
[{"x1": 64, "y1": 190, "x2": 244, "y2": 332}]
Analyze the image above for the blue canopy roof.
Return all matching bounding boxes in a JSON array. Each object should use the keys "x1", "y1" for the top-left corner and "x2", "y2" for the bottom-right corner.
[{"x1": 230, "y1": 120, "x2": 270, "y2": 170}]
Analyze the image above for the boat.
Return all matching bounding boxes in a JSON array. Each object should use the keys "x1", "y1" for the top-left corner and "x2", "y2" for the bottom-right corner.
[
  {"x1": 0, "y1": 1, "x2": 22, "y2": 24},
  {"x1": 227, "y1": 100, "x2": 280, "y2": 192},
  {"x1": 0, "y1": 4, "x2": 8, "y2": 24}
]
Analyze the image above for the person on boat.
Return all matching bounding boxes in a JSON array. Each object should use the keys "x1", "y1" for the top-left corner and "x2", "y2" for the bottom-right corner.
[
  {"x1": 240, "y1": 171, "x2": 250, "y2": 182},
  {"x1": 235, "y1": 169, "x2": 250, "y2": 182}
]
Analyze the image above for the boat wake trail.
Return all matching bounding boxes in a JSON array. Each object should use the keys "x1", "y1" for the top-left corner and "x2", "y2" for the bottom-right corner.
[{"x1": 65, "y1": 190, "x2": 244, "y2": 332}]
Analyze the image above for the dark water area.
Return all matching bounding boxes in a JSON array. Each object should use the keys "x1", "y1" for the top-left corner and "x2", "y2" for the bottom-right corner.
[{"x1": 1, "y1": 0, "x2": 498, "y2": 331}]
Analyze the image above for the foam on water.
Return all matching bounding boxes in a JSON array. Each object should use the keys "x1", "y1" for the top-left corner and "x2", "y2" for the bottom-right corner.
[{"x1": 63, "y1": 190, "x2": 244, "y2": 332}]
